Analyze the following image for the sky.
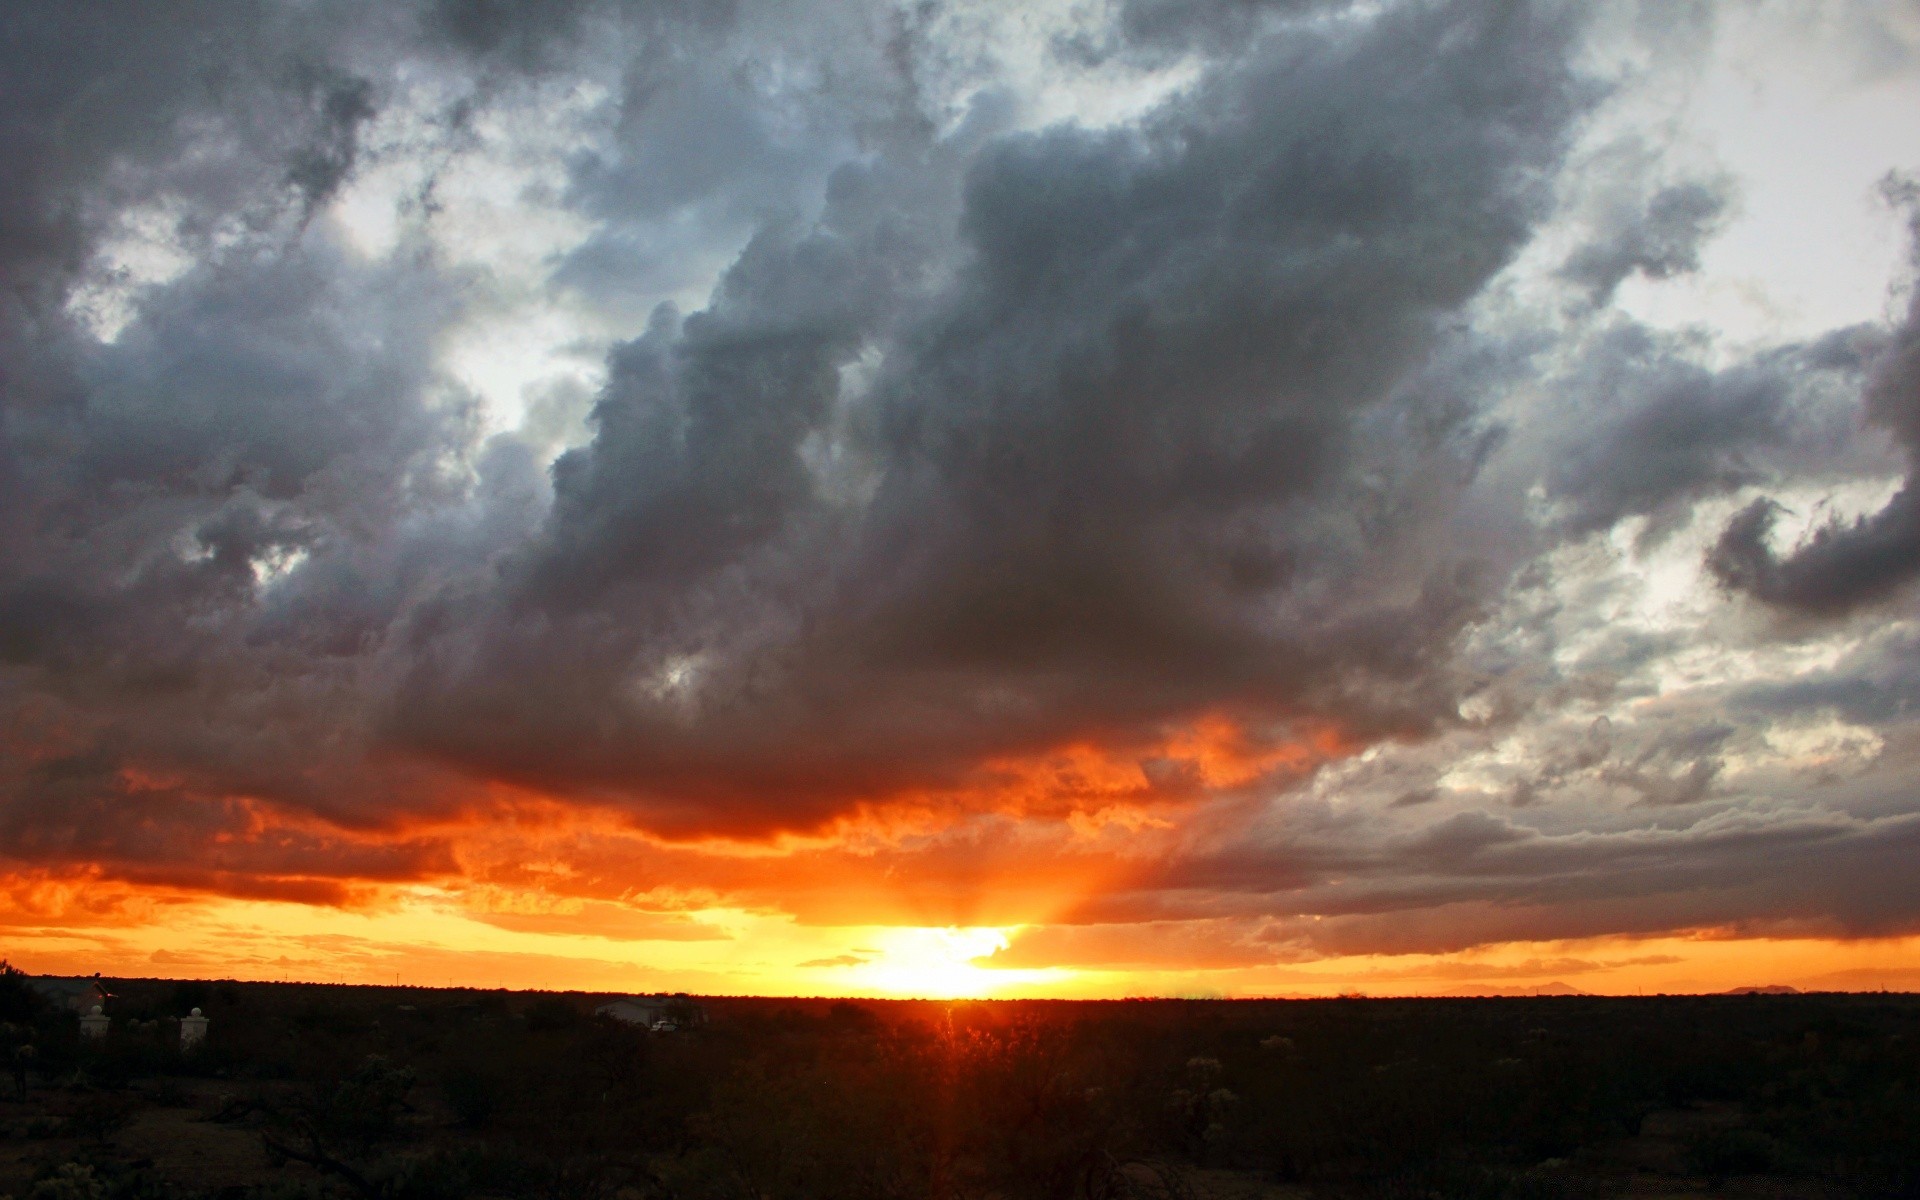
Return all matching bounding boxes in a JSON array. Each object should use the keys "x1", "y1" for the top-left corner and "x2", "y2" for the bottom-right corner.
[{"x1": 5, "y1": 0, "x2": 1920, "y2": 1000}]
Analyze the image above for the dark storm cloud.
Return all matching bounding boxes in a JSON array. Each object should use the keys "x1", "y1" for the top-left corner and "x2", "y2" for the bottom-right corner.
[
  {"x1": 1064, "y1": 795, "x2": 1920, "y2": 951},
  {"x1": 1054, "y1": 0, "x2": 1354, "y2": 65},
  {"x1": 424, "y1": 0, "x2": 600, "y2": 68},
  {"x1": 0, "y1": 0, "x2": 529, "y2": 887},
  {"x1": 1709, "y1": 487, "x2": 1920, "y2": 614},
  {"x1": 1544, "y1": 331, "x2": 1797, "y2": 535},
  {"x1": 1530, "y1": 315, "x2": 1878, "y2": 540},
  {"x1": 1709, "y1": 180, "x2": 1920, "y2": 614},
  {"x1": 390, "y1": 0, "x2": 1595, "y2": 833}
]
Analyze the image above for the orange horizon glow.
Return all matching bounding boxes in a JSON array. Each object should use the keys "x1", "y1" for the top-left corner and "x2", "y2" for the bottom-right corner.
[{"x1": 6, "y1": 874, "x2": 1919, "y2": 1000}]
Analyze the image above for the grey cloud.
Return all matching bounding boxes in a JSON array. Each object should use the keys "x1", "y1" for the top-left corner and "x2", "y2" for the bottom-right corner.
[
  {"x1": 550, "y1": 1, "x2": 932, "y2": 318},
  {"x1": 1539, "y1": 322, "x2": 1873, "y2": 538},
  {"x1": 1057, "y1": 0, "x2": 1355, "y2": 65},
  {"x1": 285, "y1": 71, "x2": 380, "y2": 220},
  {"x1": 1404, "y1": 809, "x2": 1530, "y2": 859},
  {"x1": 424, "y1": 0, "x2": 600, "y2": 69},
  {"x1": 1731, "y1": 624, "x2": 1920, "y2": 726},
  {"x1": 1482, "y1": 709, "x2": 1733, "y2": 811},
  {"x1": 1089, "y1": 800, "x2": 1920, "y2": 953},
  {"x1": 388, "y1": 0, "x2": 1595, "y2": 834},
  {"x1": 0, "y1": 1, "x2": 543, "y2": 882},
  {"x1": 1561, "y1": 178, "x2": 1732, "y2": 304},
  {"x1": 1710, "y1": 179, "x2": 1920, "y2": 614},
  {"x1": 1709, "y1": 487, "x2": 1920, "y2": 614}
]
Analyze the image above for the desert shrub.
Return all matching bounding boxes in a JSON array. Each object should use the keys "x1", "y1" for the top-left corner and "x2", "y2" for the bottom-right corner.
[
  {"x1": 1686, "y1": 1127, "x2": 1782, "y2": 1180},
  {"x1": 65, "y1": 1093, "x2": 140, "y2": 1142},
  {"x1": 164, "y1": 982, "x2": 210, "y2": 1015},
  {"x1": 362, "y1": 1149, "x2": 474, "y2": 1200},
  {"x1": 1359, "y1": 1162, "x2": 1614, "y2": 1200},
  {"x1": 0, "y1": 961, "x2": 48, "y2": 1025},
  {"x1": 948, "y1": 1017, "x2": 1152, "y2": 1200},
  {"x1": 322, "y1": 1056, "x2": 418, "y2": 1150},
  {"x1": 523, "y1": 997, "x2": 579, "y2": 1031},
  {"x1": 437, "y1": 1060, "x2": 498, "y2": 1129},
  {"x1": 673, "y1": 1038, "x2": 939, "y2": 1200},
  {"x1": 19, "y1": 1158, "x2": 179, "y2": 1200},
  {"x1": 24, "y1": 1163, "x2": 108, "y2": 1200}
]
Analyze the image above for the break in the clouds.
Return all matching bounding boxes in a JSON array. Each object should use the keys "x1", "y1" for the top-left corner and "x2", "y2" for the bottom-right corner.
[{"x1": 5, "y1": 0, "x2": 1920, "y2": 993}]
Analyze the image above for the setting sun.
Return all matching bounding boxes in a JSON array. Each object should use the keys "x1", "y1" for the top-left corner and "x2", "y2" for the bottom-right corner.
[{"x1": 849, "y1": 927, "x2": 1073, "y2": 999}]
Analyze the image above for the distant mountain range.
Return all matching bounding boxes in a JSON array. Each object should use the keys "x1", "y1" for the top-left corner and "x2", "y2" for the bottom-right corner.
[
  {"x1": 1445, "y1": 981, "x2": 1591, "y2": 997},
  {"x1": 1438, "y1": 982, "x2": 1805, "y2": 998}
]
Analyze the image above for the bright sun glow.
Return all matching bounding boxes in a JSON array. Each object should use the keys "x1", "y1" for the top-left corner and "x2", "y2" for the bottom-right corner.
[{"x1": 852, "y1": 926, "x2": 1071, "y2": 999}]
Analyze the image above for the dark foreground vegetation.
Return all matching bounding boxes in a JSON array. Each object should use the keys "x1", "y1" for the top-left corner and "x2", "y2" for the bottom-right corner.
[{"x1": 1, "y1": 964, "x2": 1915, "y2": 1200}]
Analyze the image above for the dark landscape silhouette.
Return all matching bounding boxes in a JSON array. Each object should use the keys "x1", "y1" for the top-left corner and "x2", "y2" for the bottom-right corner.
[{"x1": 3, "y1": 964, "x2": 1915, "y2": 1199}]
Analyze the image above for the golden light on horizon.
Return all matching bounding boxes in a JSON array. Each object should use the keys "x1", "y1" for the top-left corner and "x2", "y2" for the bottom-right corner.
[
  {"x1": 7, "y1": 873, "x2": 1920, "y2": 998},
  {"x1": 845, "y1": 926, "x2": 1077, "y2": 999}
]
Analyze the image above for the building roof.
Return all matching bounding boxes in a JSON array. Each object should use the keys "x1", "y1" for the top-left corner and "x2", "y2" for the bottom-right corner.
[{"x1": 28, "y1": 977, "x2": 108, "y2": 1007}]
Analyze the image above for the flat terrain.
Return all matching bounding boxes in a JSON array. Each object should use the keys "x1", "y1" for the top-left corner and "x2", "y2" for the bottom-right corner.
[{"x1": 1, "y1": 975, "x2": 1914, "y2": 1199}]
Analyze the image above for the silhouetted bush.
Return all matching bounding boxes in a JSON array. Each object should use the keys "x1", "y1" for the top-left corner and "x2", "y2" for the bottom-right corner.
[
  {"x1": 523, "y1": 996, "x2": 580, "y2": 1031},
  {"x1": 0, "y1": 959, "x2": 48, "y2": 1024},
  {"x1": 1691, "y1": 1127, "x2": 1781, "y2": 1181}
]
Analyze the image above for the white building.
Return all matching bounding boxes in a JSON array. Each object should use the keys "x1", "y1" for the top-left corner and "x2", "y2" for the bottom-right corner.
[
  {"x1": 79, "y1": 1005, "x2": 110, "y2": 1040},
  {"x1": 594, "y1": 994, "x2": 706, "y2": 1030},
  {"x1": 180, "y1": 1007, "x2": 209, "y2": 1050}
]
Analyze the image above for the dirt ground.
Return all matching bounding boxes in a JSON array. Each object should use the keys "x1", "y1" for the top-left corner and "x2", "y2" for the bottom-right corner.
[
  {"x1": 1122, "y1": 1106, "x2": 1857, "y2": 1200},
  {"x1": 0, "y1": 1079, "x2": 327, "y2": 1198},
  {"x1": 0, "y1": 1084, "x2": 1872, "y2": 1200}
]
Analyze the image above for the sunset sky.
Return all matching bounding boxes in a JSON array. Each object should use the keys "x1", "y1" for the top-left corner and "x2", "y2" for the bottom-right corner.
[{"x1": 6, "y1": 0, "x2": 1920, "y2": 1000}]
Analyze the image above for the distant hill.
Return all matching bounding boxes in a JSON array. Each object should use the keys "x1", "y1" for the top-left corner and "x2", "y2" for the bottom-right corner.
[
  {"x1": 1446, "y1": 981, "x2": 1592, "y2": 997},
  {"x1": 1721, "y1": 985, "x2": 1800, "y2": 995},
  {"x1": 1530, "y1": 981, "x2": 1588, "y2": 996}
]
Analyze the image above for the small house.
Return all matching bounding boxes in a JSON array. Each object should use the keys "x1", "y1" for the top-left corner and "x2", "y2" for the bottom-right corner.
[{"x1": 28, "y1": 976, "x2": 110, "y2": 1014}]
